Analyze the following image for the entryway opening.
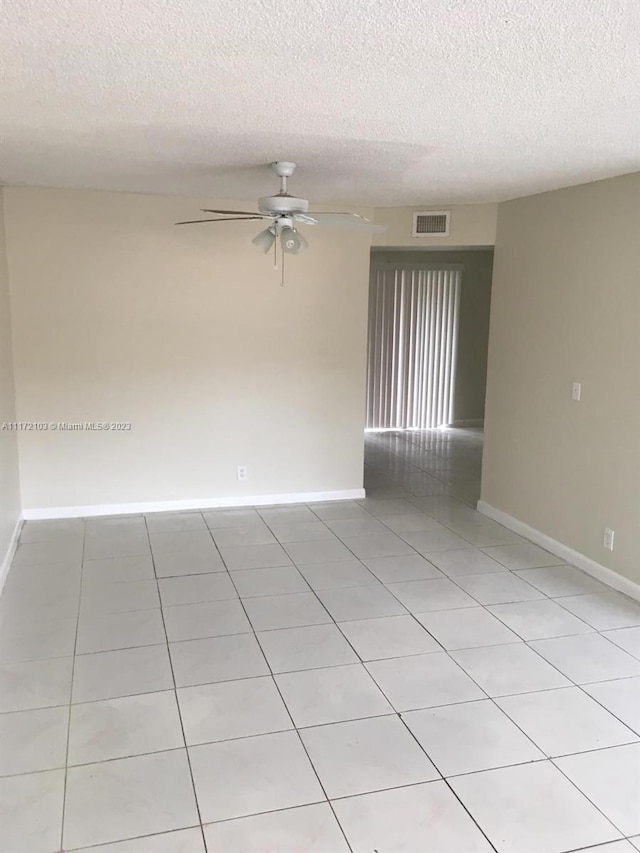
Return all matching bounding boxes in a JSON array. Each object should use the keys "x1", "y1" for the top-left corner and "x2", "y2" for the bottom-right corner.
[{"x1": 364, "y1": 248, "x2": 494, "y2": 504}]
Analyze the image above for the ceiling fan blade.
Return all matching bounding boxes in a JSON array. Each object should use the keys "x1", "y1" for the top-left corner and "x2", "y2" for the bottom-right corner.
[
  {"x1": 306, "y1": 212, "x2": 387, "y2": 233},
  {"x1": 201, "y1": 208, "x2": 264, "y2": 216},
  {"x1": 292, "y1": 213, "x2": 318, "y2": 225},
  {"x1": 175, "y1": 217, "x2": 266, "y2": 225}
]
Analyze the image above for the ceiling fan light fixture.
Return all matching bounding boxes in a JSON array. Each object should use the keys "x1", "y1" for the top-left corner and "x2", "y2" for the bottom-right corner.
[
  {"x1": 252, "y1": 226, "x2": 276, "y2": 253},
  {"x1": 280, "y1": 226, "x2": 308, "y2": 255}
]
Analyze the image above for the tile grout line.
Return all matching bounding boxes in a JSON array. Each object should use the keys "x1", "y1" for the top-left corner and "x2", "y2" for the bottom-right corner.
[
  {"x1": 143, "y1": 513, "x2": 210, "y2": 853},
  {"x1": 217, "y1": 541, "x2": 357, "y2": 853},
  {"x1": 59, "y1": 516, "x2": 87, "y2": 853}
]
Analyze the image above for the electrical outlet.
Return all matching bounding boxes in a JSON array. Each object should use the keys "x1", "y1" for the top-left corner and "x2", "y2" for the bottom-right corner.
[
  {"x1": 572, "y1": 382, "x2": 582, "y2": 401},
  {"x1": 603, "y1": 527, "x2": 615, "y2": 551},
  {"x1": 237, "y1": 465, "x2": 248, "y2": 481}
]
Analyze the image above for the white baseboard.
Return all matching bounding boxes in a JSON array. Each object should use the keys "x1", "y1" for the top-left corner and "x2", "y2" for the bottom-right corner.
[
  {"x1": 22, "y1": 489, "x2": 367, "y2": 521},
  {"x1": 0, "y1": 516, "x2": 23, "y2": 595},
  {"x1": 477, "y1": 500, "x2": 640, "y2": 603},
  {"x1": 451, "y1": 419, "x2": 484, "y2": 428}
]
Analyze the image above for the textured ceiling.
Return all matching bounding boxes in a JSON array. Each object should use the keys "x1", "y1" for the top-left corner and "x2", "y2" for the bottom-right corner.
[{"x1": 1, "y1": 0, "x2": 639, "y2": 205}]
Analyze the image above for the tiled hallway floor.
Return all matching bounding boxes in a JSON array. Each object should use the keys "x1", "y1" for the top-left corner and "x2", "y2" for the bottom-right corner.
[{"x1": 1, "y1": 429, "x2": 640, "y2": 852}]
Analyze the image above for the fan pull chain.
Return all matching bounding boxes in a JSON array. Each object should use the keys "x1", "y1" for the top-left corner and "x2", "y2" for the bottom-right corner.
[
  {"x1": 281, "y1": 245, "x2": 285, "y2": 287},
  {"x1": 273, "y1": 237, "x2": 278, "y2": 270}
]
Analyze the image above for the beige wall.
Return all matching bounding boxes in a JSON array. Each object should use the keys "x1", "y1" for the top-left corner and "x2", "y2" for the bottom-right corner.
[
  {"x1": 0, "y1": 190, "x2": 22, "y2": 571},
  {"x1": 482, "y1": 173, "x2": 640, "y2": 584},
  {"x1": 371, "y1": 249, "x2": 493, "y2": 423},
  {"x1": 3, "y1": 187, "x2": 372, "y2": 512},
  {"x1": 372, "y1": 203, "x2": 498, "y2": 248}
]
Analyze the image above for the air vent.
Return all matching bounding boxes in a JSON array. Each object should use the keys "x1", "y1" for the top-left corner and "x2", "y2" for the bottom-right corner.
[{"x1": 412, "y1": 210, "x2": 450, "y2": 237}]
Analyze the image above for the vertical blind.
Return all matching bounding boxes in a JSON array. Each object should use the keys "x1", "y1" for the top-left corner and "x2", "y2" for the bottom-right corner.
[{"x1": 366, "y1": 266, "x2": 461, "y2": 430}]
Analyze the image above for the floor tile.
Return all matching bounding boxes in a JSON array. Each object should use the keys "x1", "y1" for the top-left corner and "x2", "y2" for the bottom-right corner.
[
  {"x1": 381, "y1": 514, "x2": 450, "y2": 534},
  {"x1": 232, "y1": 565, "x2": 310, "y2": 598},
  {"x1": 12, "y1": 539, "x2": 83, "y2": 567},
  {"x1": 221, "y1": 542, "x2": 292, "y2": 570},
  {"x1": 358, "y1": 498, "x2": 423, "y2": 517},
  {"x1": 211, "y1": 524, "x2": 277, "y2": 548},
  {"x1": 68, "y1": 690, "x2": 183, "y2": 764},
  {"x1": 149, "y1": 529, "x2": 215, "y2": 554},
  {"x1": 603, "y1": 626, "x2": 640, "y2": 659},
  {"x1": 447, "y1": 521, "x2": 525, "y2": 547},
  {"x1": 342, "y1": 530, "x2": 417, "y2": 559},
  {"x1": 163, "y1": 599, "x2": 251, "y2": 642},
  {"x1": 269, "y1": 521, "x2": 337, "y2": 542},
  {"x1": 178, "y1": 676, "x2": 291, "y2": 744},
  {"x1": 80, "y1": 579, "x2": 160, "y2": 615},
  {"x1": 0, "y1": 617, "x2": 77, "y2": 664},
  {"x1": 514, "y1": 565, "x2": 610, "y2": 597},
  {"x1": 283, "y1": 538, "x2": 354, "y2": 564},
  {"x1": 309, "y1": 501, "x2": 372, "y2": 521},
  {"x1": 0, "y1": 706, "x2": 69, "y2": 775},
  {"x1": 0, "y1": 769, "x2": 65, "y2": 853},
  {"x1": 83, "y1": 555, "x2": 155, "y2": 584},
  {"x1": 145, "y1": 512, "x2": 207, "y2": 533},
  {"x1": 298, "y1": 560, "x2": 380, "y2": 589},
  {"x1": 454, "y1": 571, "x2": 545, "y2": 605},
  {"x1": 85, "y1": 516, "x2": 146, "y2": 535},
  {"x1": 398, "y1": 529, "x2": 470, "y2": 554},
  {"x1": 583, "y1": 678, "x2": 640, "y2": 734},
  {"x1": 556, "y1": 592, "x2": 640, "y2": 631},
  {"x1": 189, "y1": 730, "x2": 324, "y2": 822},
  {"x1": 275, "y1": 663, "x2": 392, "y2": 726},
  {"x1": 204, "y1": 508, "x2": 263, "y2": 528},
  {"x1": 20, "y1": 518, "x2": 84, "y2": 543},
  {"x1": 153, "y1": 548, "x2": 226, "y2": 577},
  {"x1": 170, "y1": 633, "x2": 268, "y2": 687},
  {"x1": 301, "y1": 714, "x2": 439, "y2": 798},
  {"x1": 158, "y1": 572, "x2": 237, "y2": 607},
  {"x1": 386, "y1": 577, "x2": 477, "y2": 613},
  {"x1": 76, "y1": 608, "x2": 165, "y2": 653},
  {"x1": 63, "y1": 750, "x2": 199, "y2": 849},
  {"x1": 424, "y1": 547, "x2": 507, "y2": 577},
  {"x1": 257, "y1": 623, "x2": 358, "y2": 673},
  {"x1": 363, "y1": 553, "x2": 444, "y2": 582},
  {"x1": 338, "y1": 614, "x2": 440, "y2": 660},
  {"x1": 72, "y1": 644, "x2": 173, "y2": 702},
  {"x1": 0, "y1": 656, "x2": 73, "y2": 712},
  {"x1": 260, "y1": 505, "x2": 320, "y2": 524},
  {"x1": 481, "y1": 543, "x2": 563, "y2": 570},
  {"x1": 83, "y1": 533, "x2": 150, "y2": 561},
  {"x1": 555, "y1": 744, "x2": 640, "y2": 836},
  {"x1": 416, "y1": 606, "x2": 522, "y2": 649},
  {"x1": 71, "y1": 828, "x2": 206, "y2": 852},
  {"x1": 332, "y1": 781, "x2": 493, "y2": 852},
  {"x1": 498, "y1": 686, "x2": 638, "y2": 756},
  {"x1": 450, "y1": 760, "x2": 621, "y2": 853},
  {"x1": 324, "y1": 517, "x2": 390, "y2": 538},
  {"x1": 488, "y1": 599, "x2": 593, "y2": 640},
  {"x1": 317, "y1": 585, "x2": 407, "y2": 621},
  {"x1": 204, "y1": 803, "x2": 349, "y2": 853},
  {"x1": 530, "y1": 634, "x2": 640, "y2": 683},
  {"x1": 367, "y1": 652, "x2": 485, "y2": 711},
  {"x1": 243, "y1": 592, "x2": 331, "y2": 631},
  {"x1": 451, "y1": 643, "x2": 571, "y2": 696},
  {"x1": 404, "y1": 698, "x2": 543, "y2": 776}
]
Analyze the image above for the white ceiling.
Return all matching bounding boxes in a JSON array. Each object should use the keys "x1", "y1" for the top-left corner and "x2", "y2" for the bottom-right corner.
[{"x1": 1, "y1": 0, "x2": 639, "y2": 205}]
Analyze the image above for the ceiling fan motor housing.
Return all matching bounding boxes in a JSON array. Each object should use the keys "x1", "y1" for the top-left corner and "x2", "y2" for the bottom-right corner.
[{"x1": 258, "y1": 195, "x2": 310, "y2": 215}]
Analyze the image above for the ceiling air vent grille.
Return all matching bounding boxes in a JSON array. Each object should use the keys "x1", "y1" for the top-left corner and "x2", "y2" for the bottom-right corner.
[{"x1": 412, "y1": 211, "x2": 450, "y2": 237}]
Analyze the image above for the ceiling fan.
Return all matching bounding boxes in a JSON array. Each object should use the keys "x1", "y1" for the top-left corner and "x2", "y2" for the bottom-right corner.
[{"x1": 176, "y1": 161, "x2": 386, "y2": 284}]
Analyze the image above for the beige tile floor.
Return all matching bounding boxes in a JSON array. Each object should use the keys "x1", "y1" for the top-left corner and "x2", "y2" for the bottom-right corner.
[{"x1": 1, "y1": 428, "x2": 640, "y2": 852}]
